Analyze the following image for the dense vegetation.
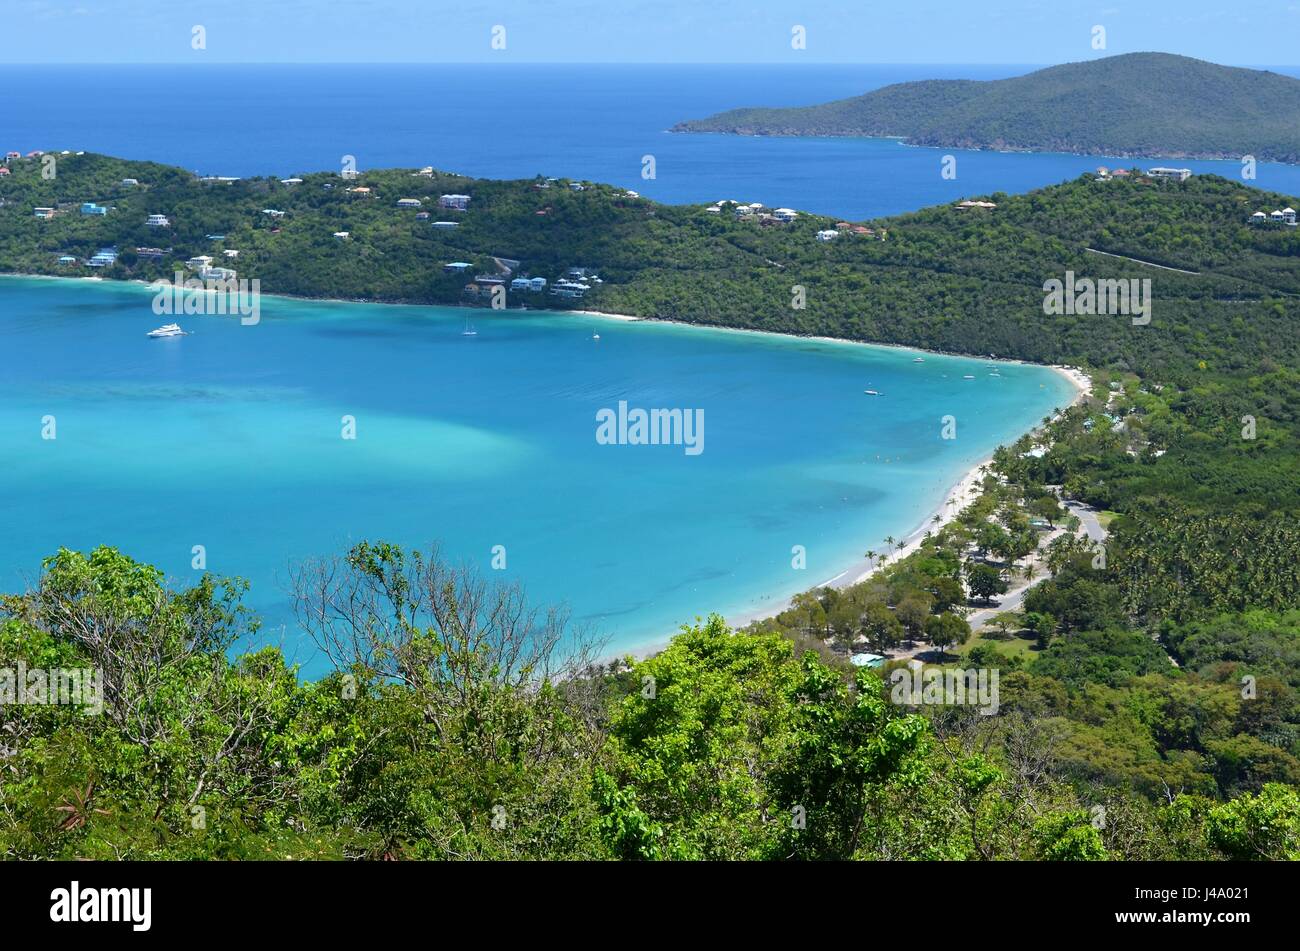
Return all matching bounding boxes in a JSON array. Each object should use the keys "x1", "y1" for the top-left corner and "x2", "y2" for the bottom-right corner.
[
  {"x1": 1, "y1": 150, "x2": 1298, "y2": 860},
  {"x1": 2, "y1": 545, "x2": 1296, "y2": 860},
  {"x1": 673, "y1": 52, "x2": 1300, "y2": 163}
]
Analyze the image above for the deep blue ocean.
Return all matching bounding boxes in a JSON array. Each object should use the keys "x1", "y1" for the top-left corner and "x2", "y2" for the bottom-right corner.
[{"x1": 4, "y1": 64, "x2": 1300, "y2": 220}]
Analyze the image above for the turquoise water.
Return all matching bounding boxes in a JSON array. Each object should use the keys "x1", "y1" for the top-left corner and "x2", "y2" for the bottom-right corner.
[{"x1": 0, "y1": 275, "x2": 1074, "y2": 668}]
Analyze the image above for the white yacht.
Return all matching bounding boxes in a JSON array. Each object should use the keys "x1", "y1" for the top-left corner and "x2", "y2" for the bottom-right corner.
[{"x1": 147, "y1": 323, "x2": 186, "y2": 338}]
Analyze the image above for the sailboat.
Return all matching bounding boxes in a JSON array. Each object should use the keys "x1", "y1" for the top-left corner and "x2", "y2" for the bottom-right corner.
[{"x1": 462, "y1": 314, "x2": 477, "y2": 337}]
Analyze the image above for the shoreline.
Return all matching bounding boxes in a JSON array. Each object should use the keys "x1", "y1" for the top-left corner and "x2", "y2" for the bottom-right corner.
[
  {"x1": 724, "y1": 362, "x2": 1089, "y2": 632},
  {"x1": 0, "y1": 271, "x2": 1093, "y2": 662}
]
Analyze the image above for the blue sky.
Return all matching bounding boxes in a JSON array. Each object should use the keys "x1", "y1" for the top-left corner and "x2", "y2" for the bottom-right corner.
[{"x1": 2, "y1": 0, "x2": 1296, "y2": 64}]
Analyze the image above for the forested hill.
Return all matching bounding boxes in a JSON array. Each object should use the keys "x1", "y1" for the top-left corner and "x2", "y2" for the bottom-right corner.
[
  {"x1": 4, "y1": 150, "x2": 1300, "y2": 387},
  {"x1": 672, "y1": 53, "x2": 1300, "y2": 163}
]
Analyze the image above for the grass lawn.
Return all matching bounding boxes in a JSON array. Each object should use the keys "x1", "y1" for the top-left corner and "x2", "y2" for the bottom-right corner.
[{"x1": 959, "y1": 628, "x2": 1041, "y2": 662}]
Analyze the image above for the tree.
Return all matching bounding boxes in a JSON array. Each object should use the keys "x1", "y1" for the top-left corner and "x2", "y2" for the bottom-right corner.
[
  {"x1": 925, "y1": 611, "x2": 971, "y2": 659},
  {"x1": 862, "y1": 601, "x2": 904, "y2": 652},
  {"x1": 1206, "y1": 783, "x2": 1300, "y2": 860},
  {"x1": 989, "y1": 611, "x2": 1024, "y2": 636},
  {"x1": 928, "y1": 575, "x2": 967, "y2": 613},
  {"x1": 1028, "y1": 495, "x2": 1066, "y2": 527},
  {"x1": 1026, "y1": 611, "x2": 1057, "y2": 649},
  {"x1": 895, "y1": 594, "x2": 933, "y2": 643},
  {"x1": 965, "y1": 561, "x2": 1010, "y2": 604}
]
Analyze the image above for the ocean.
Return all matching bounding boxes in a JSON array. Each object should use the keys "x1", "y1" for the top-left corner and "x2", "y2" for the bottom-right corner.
[
  {"x1": 4, "y1": 63, "x2": 1300, "y2": 220},
  {"x1": 0, "y1": 276, "x2": 1073, "y2": 666}
]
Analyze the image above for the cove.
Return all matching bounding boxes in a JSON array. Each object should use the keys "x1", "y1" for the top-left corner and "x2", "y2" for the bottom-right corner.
[{"x1": 0, "y1": 275, "x2": 1076, "y2": 669}]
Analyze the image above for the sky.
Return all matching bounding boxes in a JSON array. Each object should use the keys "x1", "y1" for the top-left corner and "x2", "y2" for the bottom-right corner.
[{"x1": 1, "y1": 0, "x2": 1297, "y2": 65}]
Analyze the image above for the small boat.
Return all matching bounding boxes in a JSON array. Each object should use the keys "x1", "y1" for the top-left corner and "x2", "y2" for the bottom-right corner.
[
  {"x1": 912, "y1": 357, "x2": 924, "y2": 363},
  {"x1": 593, "y1": 333, "x2": 600, "y2": 340},
  {"x1": 963, "y1": 374, "x2": 975, "y2": 380},
  {"x1": 462, "y1": 314, "x2": 477, "y2": 337},
  {"x1": 147, "y1": 323, "x2": 185, "y2": 338},
  {"x1": 864, "y1": 389, "x2": 882, "y2": 396}
]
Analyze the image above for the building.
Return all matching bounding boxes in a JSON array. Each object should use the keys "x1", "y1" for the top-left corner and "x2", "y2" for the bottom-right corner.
[
  {"x1": 33, "y1": 207, "x2": 55, "y2": 219},
  {"x1": 80, "y1": 202, "x2": 107, "y2": 216},
  {"x1": 262, "y1": 208, "x2": 286, "y2": 218},
  {"x1": 957, "y1": 200, "x2": 997, "y2": 209},
  {"x1": 1147, "y1": 167, "x2": 1192, "y2": 182},
  {"x1": 1250, "y1": 211, "x2": 1268, "y2": 224},
  {"x1": 849, "y1": 653, "x2": 885, "y2": 669},
  {"x1": 223, "y1": 249, "x2": 240, "y2": 258},
  {"x1": 415, "y1": 211, "x2": 430, "y2": 220},
  {"x1": 431, "y1": 220, "x2": 458, "y2": 230},
  {"x1": 443, "y1": 262, "x2": 472, "y2": 273},
  {"x1": 0, "y1": 167, "x2": 9, "y2": 176},
  {"x1": 198, "y1": 266, "x2": 237, "y2": 282},
  {"x1": 86, "y1": 248, "x2": 117, "y2": 268},
  {"x1": 144, "y1": 214, "x2": 170, "y2": 228},
  {"x1": 135, "y1": 247, "x2": 168, "y2": 261},
  {"x1": 396, "y1": 198, "x2": 422, "y2": 208},
  {"x1": 346, "y1": 186, "x2": 372, "y2": 196},
  {"x1": 121, "y1": 178, "x2": 139, "y2": 187},
  {"x1": 57, "y1": 255, "x2": 78, "y2": 265},
  {"x1": 282, "y1": 178, "x2": 303, "y2": 185},
  {"x1": 186, "y1": 255, "x2": 214, "y2": 270},
  {"x1": 1271, "y1": 209, "x2": 1285, "y2": 223},
  {"x1": 772, "y1": 208, "x2": 798, "y2": 222},
  {"x1": 333, "y1": 231, "x2": 350, "y2": 239},
  {"x1": 1285, "y1": 208, "x2": 1297, "y2": 225},
  {"x1": 550, "y1": 280, "x2": 589, "y2": 299},
  {"x1": 815, "y1": 229, "x2": 838, "y2": 241},
  {"x1": 437, "y1": 194, "x2": 470, "y2": 210}
]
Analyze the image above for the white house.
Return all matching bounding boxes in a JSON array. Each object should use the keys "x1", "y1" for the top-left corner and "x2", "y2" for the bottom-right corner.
[
  {"x1": 1271, "y1": 209, "x2": 1285, "y2": 222},
  {"x1": 333, "y1": 231, "x2": 350, "y2": 239},
  {"x1": 396, "y1": 198, "x2": 422, "y2": 208},
  {"x1": 1147, "y1": 167, "x2": 1192, "y2": 182},
  {"x1": 815, "y1": 229, "x2": 838, "y2": 242},
  {"x1": 437, "y1": 194, "x2": 470, "y2": 210},
  {"x1": 1284, "y1": 208, "x2": 1297, "y2": 225},
  {"x1": 146, "y1": 214, "x2": 170, "y2": 228},
  {"x1": 772, "y1": 208, "x2": 798, "y2": 222},
  {"x1": 1250, "y1": 211, "x2": 1268, "y2": 224},
  {"x1": 186, "y1": 255, "x2": 214, "y2": 270},
  {"x1": 262, "y1": 208, "x2": 286, "y2": 218}
]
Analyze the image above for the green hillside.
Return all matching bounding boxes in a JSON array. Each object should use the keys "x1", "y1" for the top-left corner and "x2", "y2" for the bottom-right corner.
[
  {"x1": 3, "y1": 151, "x2": 1300, "y2": 860},
  {"x1": 673, "y1": 53, "x2": 1300, "y2": 163}
]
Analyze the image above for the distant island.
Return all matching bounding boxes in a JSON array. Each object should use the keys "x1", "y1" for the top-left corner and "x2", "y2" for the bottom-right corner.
[{"x1": 672, "y1": 53, "x2": 1300, "y2": 164}]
